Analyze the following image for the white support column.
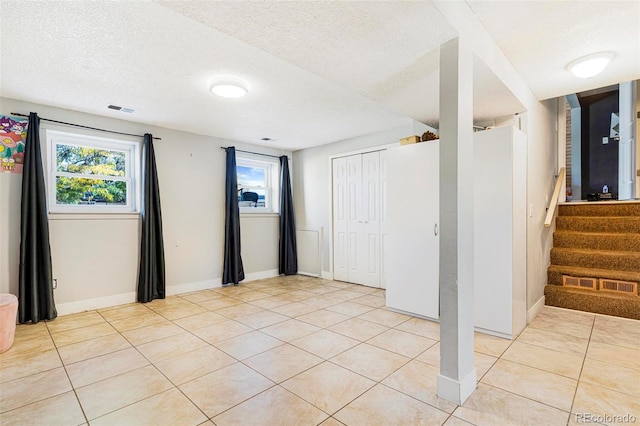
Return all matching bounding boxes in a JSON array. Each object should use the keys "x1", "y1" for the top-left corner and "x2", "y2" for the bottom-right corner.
[
  {"x1": 619, "y1": 81, "x2": 637, "y2": 200},
  {"x1": 437, "y1": 37, "x2": 477, "y2": 405}
]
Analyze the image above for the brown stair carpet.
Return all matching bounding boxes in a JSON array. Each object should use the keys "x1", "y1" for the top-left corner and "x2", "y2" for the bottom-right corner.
[
  {"x1": 553, "y1": 231, "x2": 640, "y2": 252},
  {"x1": 545, "y1": 202, "x2": 640, "y2": 320}
]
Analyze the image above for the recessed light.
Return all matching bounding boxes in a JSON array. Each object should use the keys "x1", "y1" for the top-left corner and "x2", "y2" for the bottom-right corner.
[
  {"x1": 210, "y1": 78, "x2": 248, "y2": 98},
  {"x1": 567, "y1": 52, "x2": 614, "y2": 78}
]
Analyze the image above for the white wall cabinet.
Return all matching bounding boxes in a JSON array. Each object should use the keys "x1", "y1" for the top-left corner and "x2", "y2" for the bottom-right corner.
[
  {"x1": 385, "y1": 126, "x2": 527, "y2": 338},
  {"x1": 386, "y1": 140, "x2": 440, "y2": 319},
  {"x1": 332, "y1": 150, "x2": 384, "y2": 288}
]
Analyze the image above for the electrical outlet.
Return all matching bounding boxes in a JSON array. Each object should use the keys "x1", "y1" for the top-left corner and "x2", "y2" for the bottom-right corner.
[
  {"x1": 53, "y1": 279, "x2": 58, "y2": 289},
  {"x1": 602, "y1": 137, "x2": 609, "y2": 145}
]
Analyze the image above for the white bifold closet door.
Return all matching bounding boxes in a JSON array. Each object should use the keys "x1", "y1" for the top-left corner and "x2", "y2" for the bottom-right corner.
[{"x1": 333, "y1": 151, "x2": 383, "y2": 288}]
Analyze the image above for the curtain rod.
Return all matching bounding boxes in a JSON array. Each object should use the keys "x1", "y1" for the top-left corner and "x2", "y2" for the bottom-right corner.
[
  {"x1": 220, "y1": 147, "x2": 290, "y2": 160},
  {"x1": 10, "y1": 112, "x2": 162, "y2": 140}
]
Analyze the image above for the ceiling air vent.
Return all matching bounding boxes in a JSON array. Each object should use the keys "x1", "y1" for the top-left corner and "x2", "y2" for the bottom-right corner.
[
  {"x1": 599, "y1": 279, "x2": 637, "y2": 295},
  {"x1": 107, "y1": 105, "x2": 135, "y2": 113},
  {"x1": 562, "y1": 275, "x2": 597, "y2": 291}
]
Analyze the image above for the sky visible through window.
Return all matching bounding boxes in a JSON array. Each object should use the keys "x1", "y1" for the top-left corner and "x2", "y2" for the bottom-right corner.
[{"x1": 237, "y1": 165, "x2": 265, "y2": 187}]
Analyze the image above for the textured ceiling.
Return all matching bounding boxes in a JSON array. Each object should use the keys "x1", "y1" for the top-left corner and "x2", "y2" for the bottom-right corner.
[
  {"x1": 154, "y1": 0, "x2": 458, "y2": 127},
  {"x1": 468, "y1": 0, "x2": 640, "y2": 101},
  {"x1": 1, "y1": 1, "x2": 638, "y2": 150}
]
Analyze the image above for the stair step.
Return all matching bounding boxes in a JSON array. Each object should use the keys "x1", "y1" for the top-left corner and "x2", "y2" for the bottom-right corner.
[
  {"x1": 550, "y1": 247, "x2": 640, "y2": 272},
  {"x1": 547, "y1": 265, "x2": 640, "y2": 288},
  {"x1": 555, "y1": 216, "x2": 640, "y2": 234},
  {"x1": 553, "y1": 231, "x2": 640, "y2": 252},
  {"x1": 544, "y1": 284, "x2": 640, "y2": 320},
  {"x1": 559, "y1": 202, "x2": 640, "y2": 217}
]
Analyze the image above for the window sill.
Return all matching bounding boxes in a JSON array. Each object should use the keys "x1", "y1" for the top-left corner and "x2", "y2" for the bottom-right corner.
[
  {"x1": 240, "y1": 212, "x2": 280, "y2": 218},
  {"x1": 48, "y1": 213, "x2": 140, "y2": 221}
]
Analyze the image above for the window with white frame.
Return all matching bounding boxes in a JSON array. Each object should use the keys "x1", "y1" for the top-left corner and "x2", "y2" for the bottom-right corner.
[
  {"x1": 236, "y1": 154, "x2": 279, "y2": 213},
  {"x1": 47, "y1": 130, "x2": 139, "y2": 213}
]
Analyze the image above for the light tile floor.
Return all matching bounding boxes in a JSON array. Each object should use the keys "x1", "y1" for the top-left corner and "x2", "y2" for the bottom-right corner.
[{"x1": 1, "y1": 275, "x2": 639, "y2": 425}]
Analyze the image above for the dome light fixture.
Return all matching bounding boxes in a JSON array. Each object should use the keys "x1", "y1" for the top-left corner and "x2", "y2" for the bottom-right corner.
[
  {"x1": 210, "y1": 78, "x2": 248, "y2": 98},
  {"x1": 567, "y1": 52, "x2": 614, "y2": 79}
]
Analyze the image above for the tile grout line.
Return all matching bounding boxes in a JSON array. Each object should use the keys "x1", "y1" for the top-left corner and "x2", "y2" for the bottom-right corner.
[
  {"x1": 47, "y1": 315, "x2": 91, "y2": 425},
  {"x1": 209, "y1": 290, "x2": 405, "y2": 421},
  {"x1": 566, "y1": 314, "x2": 596, "y2": 426},
  {"x1": 92, "y1": 308, "x2": 213, "y2": 424}
]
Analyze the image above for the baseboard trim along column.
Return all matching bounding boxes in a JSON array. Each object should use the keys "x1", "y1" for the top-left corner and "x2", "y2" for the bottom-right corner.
[
  {"x1": 527, "y1": 295, "x2": 546, "y2": 323},
  {"x1": 437, "y1": 368, "x2": 477, "y2": 405}
]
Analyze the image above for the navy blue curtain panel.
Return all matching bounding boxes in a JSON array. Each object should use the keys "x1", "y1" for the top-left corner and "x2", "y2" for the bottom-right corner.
[
  {"x1": 137, "y1": 134, "x2": 166, "y2": 303},
  {"x1": 222, "y1": 147, "x2": 245, "y2": 285},
  {"x1": 18, "y1": 112, "x2": 57, "y2": 323},
  {"x1": 279, "y1": 156, "x2": 297, "y2": 275}
]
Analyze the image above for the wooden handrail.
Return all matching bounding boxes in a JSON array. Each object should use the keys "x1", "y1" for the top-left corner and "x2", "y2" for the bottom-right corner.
[{"x1": 544, "y1": 167, "x2": 566, "y2": 228}]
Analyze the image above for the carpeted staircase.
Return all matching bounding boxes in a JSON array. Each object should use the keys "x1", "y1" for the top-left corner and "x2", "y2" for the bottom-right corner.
[{"x1": 544, "y1": 202, "x2": 640, "y2": 319}]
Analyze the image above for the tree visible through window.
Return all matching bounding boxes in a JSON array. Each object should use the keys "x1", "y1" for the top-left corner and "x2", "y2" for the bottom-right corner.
[
  {"x1": 55, "y1": 144, "x2": 127, "y2": 205},
  {"x1": 47, "y1": 131, "x2": 139, "y2": 212}
]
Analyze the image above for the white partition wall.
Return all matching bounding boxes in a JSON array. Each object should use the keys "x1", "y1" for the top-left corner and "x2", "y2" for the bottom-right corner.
[
  {"x1": 386, "y1": 140, "x2": 440, "y2": 319},
  {"x1": 379, "y1": 150, "x2": 388, "y2": 289},
  {"x1": 473, "y1": 126, "x2": 527, "y2": 338}
]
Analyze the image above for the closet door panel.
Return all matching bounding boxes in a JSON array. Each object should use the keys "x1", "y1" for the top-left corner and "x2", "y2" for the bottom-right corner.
[
  {"x1": 361, "y1": 151, "x2": 381, "y2": 287},
  {"x1": 332, "y1": 151, "x2": 384, "y2": 288},
  {"x1": 332, "y1": 157, "x2": 348, "y2": 281},
  {"x1": 346, "y1": 155, "x2": 364, "y2": 284}
]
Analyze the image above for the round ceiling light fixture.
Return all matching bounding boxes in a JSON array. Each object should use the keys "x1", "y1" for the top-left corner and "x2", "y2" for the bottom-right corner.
[
  {"x1": 210, "y1": 78, "x2": 248, "y2": 98},
  {"x1": 567, "y1": 52, "x2": 614, "y2": 79}
]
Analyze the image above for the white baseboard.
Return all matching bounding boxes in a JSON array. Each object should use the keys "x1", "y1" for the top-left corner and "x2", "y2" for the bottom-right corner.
[
  {"x1": 321, "y1": 270, "x2": 334, "y2": 280},
  {"x1": 527, "y1": 295, "x2": 546, "y2": 323},
  {"x1": 56, "y1": 292, "x2": 137, "y2": 316},
  {"x1": 473, "y1": 326, "x2": 512, "y2": 340},
  {"x1": 55, "y1": 269, "x2": 280, "y2": 316},
  {"x1": 244, "y1": 269, "x2": 279, "y2": 282},
  {"x1": 167, "y1": 278, "x2": 221, "y2": 296},
  {"x1": 298, "y1": 271, "x2": 321, "y2": 278},
  {"x1": 387, "y1": 307, "x2": 439, "y2": 323}
]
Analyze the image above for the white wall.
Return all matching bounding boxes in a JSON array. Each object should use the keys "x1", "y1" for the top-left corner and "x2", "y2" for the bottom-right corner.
[
  {"x1": 292, "y1": 121, "x2": 432, "y2": 276},
  {"x1": 0, "y1": 97, "x2": 290, "y2": 313},
  {"x1": 519, "y1": 102, "x2": 557, "y2": 311}
]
